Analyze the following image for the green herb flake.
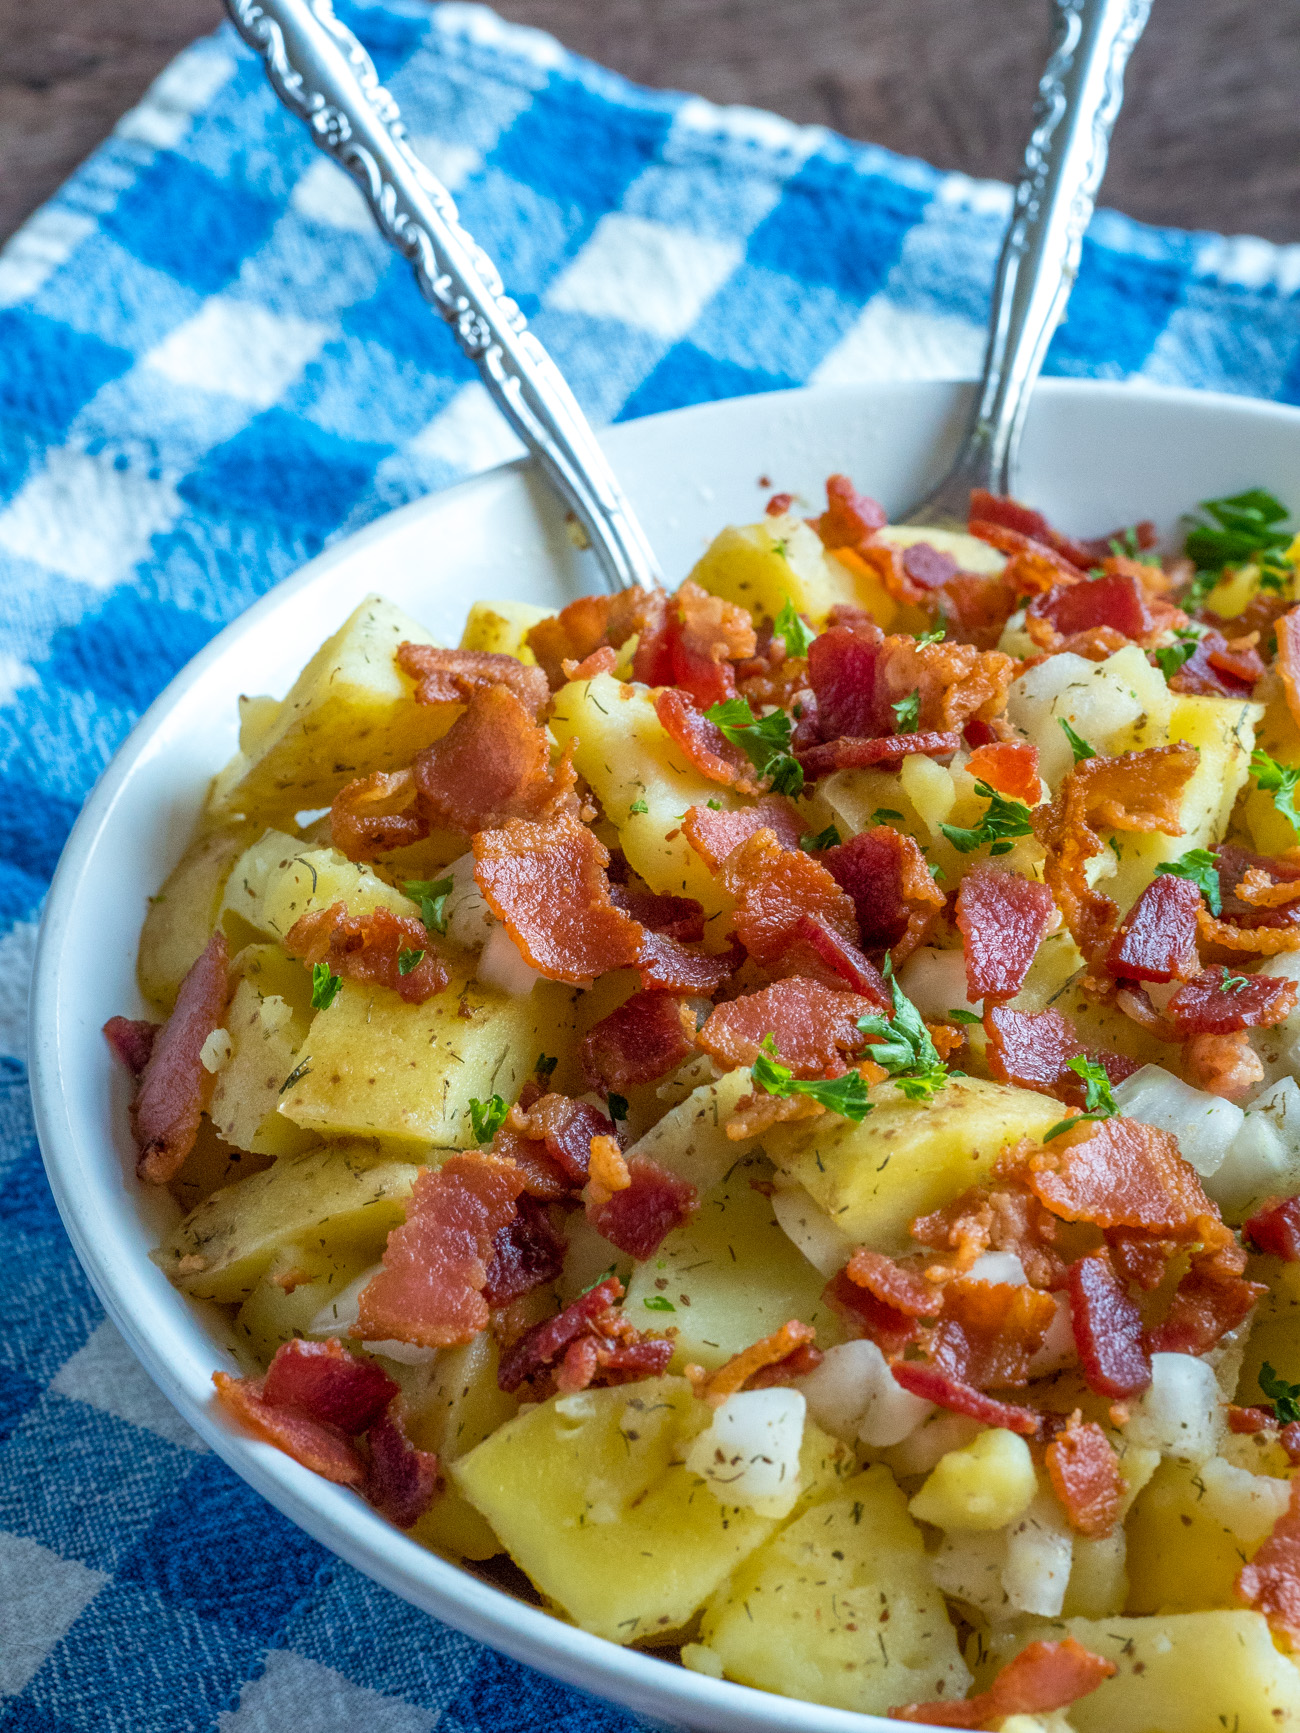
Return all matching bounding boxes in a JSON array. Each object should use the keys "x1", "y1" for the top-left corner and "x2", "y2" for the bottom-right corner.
[
  {"x1": 855, "y1": 959, "x2": 950, "y2": 1102},
  {"x1": 704, "y1": 696, "x2": 804, "y2": 797},
  {"x1": 1185, "y1": 489, "x2": 1292, "y2": 575},
  {"x1": 397, "y1": 947, "x2": 425, "y2": 976},
  {"x1": 629, "y1": 797, "x2": 649, "y2": 816},
  {"x1": 773, "y1": 596, "x2": 815, "y2": 657},
  {"x1": 311, "y1": 963, "x2": 343, "y2": 1011},
  {"x1": 469, "y1": 1094, "x2": 509, "y2": 1145},
  {"x1": 535, "y1": 1053, "x2": 559, "y2": 1081},
  {"x1": 870, "y1": 808, "x2": 905, "y2": 827},
  {"x1": 946, "y1": 1008, "x2": 982, "y2": 1025},
  {"x1": 643, "y1": 1295, "x2": 676, "y2": 1312},
  {"x1": 1221, "y1": 974, "x2": 1249, "y2": 993},
  {"x1": 891, "y1": 689, "x2": 920, "y2": 732},
  {"x1": 1261, "y1": 1362, "x2": 1300, "y2": 1426},
  {"x1": 404, "y1": 875, "x2": 455, "y2": 936},
  {"x1": 800, "y1": 824, "x2": 841, "y2": 852},
  {"x1": 1155, "y1": 847, "x2": 1223, "y2": 916},
  {"x1": 917, "y1": 623, "x2": 946, "y2": 646},
  {"x1": 578, "y1": 1263, "x2": 618, "y2": 1298},
  {"x1": 939, "y1": 780, "x2": 1034, "y2": 857},
  {"x1": 1058, "y1": 718, "x2": 1096, "y2": 763},
  {"x1": 1153, "y1": 626, "x2": 1204, "y2": 683},
  {"x1": 1252, "y1": 748, "x2": 1300, "y2": 837},
  {"x1": 1043, "y1": 1056, "x2": 1118, "y2": 1141},
  {"x1": 752, "y1": 1035, "x2": 873, "y2": 1123}
]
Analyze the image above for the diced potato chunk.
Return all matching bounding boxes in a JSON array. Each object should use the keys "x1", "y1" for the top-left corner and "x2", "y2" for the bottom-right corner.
[
  {"x1": 982, "y1": 1613, "x2": 1300, "y2": 1733},
  {"x1": 909, "y1": 1428, "x2": 1037, "y2": 1532},
  {"x1": 622, "y1": 1068, "x2": 758, "y2": 1195},
  {"x1": 762, "y1": 1077, "x2": 1062, "y2": 1252},
  {"x1": 209, "y1": 596, "x2": 458, "y2": 821},
  {"x1": 688, "y1": 514, "x2": 866, "y2": 628},
  {"x1": 232, "y1": 1260, "x2": 368, "y2": 1366},
  {"x1": 548, "y1": 671, "x2": 734, "y2": 918},
  {"x1": 1126, "y1": 1455, "x2": 1290, "y2": 1614},
  {"x1": 1007, "y1": 646, "x2": 1172, "y2": 789},
  {"x1": 450, "y1": 1376, "x2": 853, "y2": 1645},
  {"x1": 218, "y1": 830, "x2": 414, "y2": 946},
  {"x1": 458, "y1": 598, "x2": 550, "y2": 661},
  {"x1": 403, "y1": 1333, "x2": 518, "y2": 1562},
  {"x1": 208, "y1": 973, "x2": 316, "y2": 1157},
  {"x1": 622, "y1": 1153, "x2": 836, "y2": 1371},
  {"x1": 154, "y1": 1143, "x2": 415, "y2": 1303},
  {"x1": 877, "y1": 524, "x2": 1008, "y2": 576},
  {"x1": 138, "y1": 820, "x2": 256, "y2": 1010},
  {"x1": 698, "y1": 1465, "x2": 971, "y2": 1715}
]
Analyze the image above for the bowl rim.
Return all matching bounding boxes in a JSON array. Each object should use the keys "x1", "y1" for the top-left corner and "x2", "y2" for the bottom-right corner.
[{"x1": 28, "y1": 374, "x2": 1300, "y2": 1733}]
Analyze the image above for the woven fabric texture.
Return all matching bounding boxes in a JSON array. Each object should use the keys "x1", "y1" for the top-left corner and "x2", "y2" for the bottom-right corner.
[{"x1": 4, "y1": 2, "x2": 1300, "y2": 1727}]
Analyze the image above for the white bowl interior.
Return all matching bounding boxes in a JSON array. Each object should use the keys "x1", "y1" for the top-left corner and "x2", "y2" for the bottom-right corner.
[{"x1": 29, "y1": 377, "x2": 1300, "y2": 1732}]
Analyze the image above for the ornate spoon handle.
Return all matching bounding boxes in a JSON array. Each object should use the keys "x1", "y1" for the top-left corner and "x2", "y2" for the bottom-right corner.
[
  {"x1": 224, "y1": 0, "x2": 662, "y2": 593},
  {"x1": 902, "y1": 0, "x2": 1152, "y2": 525}
]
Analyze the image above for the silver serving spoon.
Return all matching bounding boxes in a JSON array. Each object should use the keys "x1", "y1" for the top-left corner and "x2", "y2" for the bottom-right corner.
[
  {"x1": 226, "y1": 0, "x2": 1150, "y2": 586},
  {"x1": 902, "y1": 0, "x2": 1152, "y2": 527}
]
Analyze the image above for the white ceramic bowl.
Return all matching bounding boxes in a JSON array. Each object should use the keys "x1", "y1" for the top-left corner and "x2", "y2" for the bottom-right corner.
[{"x1": 30, "y1": 378, "x2": 1300, "y2": 1733}]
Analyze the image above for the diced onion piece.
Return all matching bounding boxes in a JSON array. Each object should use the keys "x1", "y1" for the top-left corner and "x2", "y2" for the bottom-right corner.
[
  {"x1": 685, "y1": 1388, "x2": 806, "y2": 1516},
  {"x1": 1027, "y1": 1294, "x2": 1077, "y2": 1377},
  {"x1": 443, "y1": 851, "x2": 495, "y2": 950},
  {"x1": 794, "y1": 1339, "x2": 934, "y2": 1447},
  {"x1": 199, "y1": 1028, "x2": 232, "y2": 1073},
  {"x1": 1123, "y1": 1352, "x2": 1223, "y2": 1462},
  {"x1": 1196, "y1": 1455, "x2": 1291, "y2": 1545},
  {"x1": 770, "y1": 1182, "x2": 855, "y2": 1277},
  {"x1": 930, "y1": 1528, "x2": 1012, "y2": 1621},
  {"x1": 1112, "y1": 1064, "x2": 1244, "y2": 1179},
  {"x1": 966, "y1": 1251, "x2": 1028, "y2": 1286},
  {"x1": 1007, "y1": 646, "x2": 1165, "y2": 788},
  {"x1": 1002, "y1": 1489, "x2": 1073, "y2": 1616},
  {"x1": 885, "y1": 1409, "x2": 984, "y2": 1478},
  {"x1": 476, "y1": 921, "x2": 541, "y2": 996},
  {"x1": 897, "y1": 946, "x2": 981, "y2": 1019}
]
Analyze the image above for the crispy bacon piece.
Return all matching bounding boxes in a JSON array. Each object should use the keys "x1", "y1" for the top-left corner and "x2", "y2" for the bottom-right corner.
[
  {"x1": 892, "y1": 1635, "x2": 1117, "y2": 1727},
  {"x1": 636, "y1": 581, "x2": 756, "y2": 706},
  {"x1": 796, "y1": 730, "x2": 962, "y2": 780},
  {"x1": 580, "y1": 990, "x2": 693, "y2": 1092},
  {"x1": 563, "y1": 646, "x2": 618, "y2": 681},
  {"x1": 510, "y1": 1092, "x2": 615, "y2": 1185},
  {"x1": 823, "y1": 826, "x2": 945, "y2": 963},
  {"x1": 968, "y1": 490, "x2": 1121, "y2": 570},
  {"x1": 133, "y1": 929, "x2": 230, "y2": 1184},
  {"x1": 677, "y1": 579, "x2": 757, "y2": 671},
  {"x1": 1067, "y1": 1253, "x2": 1151, "y2": 1398},
  {"x1": 1210, "y1": 844, "x2": 1300, "y2": 936},
  {"x1": 496, "y1": 1276, "x2": 673, "y2": 1396},
  {"x1": 285, "y1": 901, "x2": 447, "y2": 1004},
  {"x1": 213, "y1": 1371, "x2": 365, "y2": 1485},
  {"x1": 814, "y1": 474, "x2": 888, "y2": 548},
  {"x1": 1025, "y1": 1117, "x2": 1223, "y2": 1242},
  {"x1": 1167, "y1": 965, "x2": 1297, "y2": 1035},
  {"x1": 588, "y1": 1154, "x2": 697, "y2": 1259},
  {"x1": 331, "y1": 767, "x2": 428, "y2": 860},
  {"x1": 483, "y1": 1196, "x2": 566, "y2": 1309},
  {"x1": 654, "y1": 687, "x2": 757, "y2": 791},
  {"x1": 527, "y1": 586, "x2": 662, "y2": 689},
  {"x1": 1276, "y1": 609, "x2": 1300, "y2": 729},
  {"x1": 1171, "y1": 625, "x2": 1266, "y2": 698},
  {"x1": 745, "y1": 1340, "x2": 825, "y2": 1388},
  {"x1": 262, "y1": 1338, "x2": 398, "y2": 1433},
  {"x1": 1146, "y1": 1239, "x2": 1265, "y2": 1356},
  {"x1": 890, "y1": 1361, "x2": 1042, "y2": 1436},
  {"x1": 969, "y1": 518, "x2": 1085, "y2": 587},
  {"x1": 1046, "y1": 1413, "x2": 1123, "y2": 1537},
  {"x1": 698, "y1": 1320, "x2": 817, "y2": 1404},
  {"x1": 409, "y1": 683, "x2": 562, "y2": 836},
  {"x1": 1237, "y1": 1476, "x2": 1300, "y2": 1647},
  {"x1": 825, "y1": 1267, "x2": 923, "y2": 1354},
  {"x1": 607, "y1": 884, "x2": 705, "y2": 942},
  {"x1": 1026, "y1": 573, "x2": 1186, "y2": 658},
  {"x1": 698, "y1": 978, "x2": 869, "y2": 1077},
  {"x1": 983, "y1": 1005, "x2": 1130, "y2": 1103},
  {"x1": 364, "y1": 1411, "x2": 439, "y2": 1528},
  {"x1": 681, "y1": 795, "x2": 803, "y2": 871},
  {"x1": 635, "y1": 928, "x2": 734, "y2": 995},
  {"x1": 1186, "y1": 1028, "x2": 1266, "y2": 1098},
  {"x1": 913, "y1": 1183, "x2": 1068, "y2": 1292},
  {"x1": 805, "y1": 627, "x2": 1014, "y2": 746},
  {"x1": 1035, "y1": 745, "x2": 1201, "y2": 964},
  {"x1": 1229, "y1": 1404, "x2": 1274, "y2": 1434},
  {"x1": 929, "y1": 1277, "x2": 1059, "y2": 1389},
  {"x1": 103, "y1": 1015, "x2": 158, "y2": 1078},
  {"x1": 396, "y1": 641, "x2": 550, "y2": 718},
  {"x1": 720, "y1": 825, "x2": 859, "y2": 966},
  {"x1": 356, "y1": 1153, "x2": 524, "y2": 1348},
  {"x1": 846, "y1": 1247, "x2": 936, "y2": 1315},
  {"x1": 473, "y1": 805, "x2": 641, "y2": 987},
  {"x1": 795, "y1": 914, "x2": 891, "y2": 1003},
  {"x1": 966, "y1": 740, "x2": 1040, "y2": 804},
  {"x1": 727, "y1": 1088, "x2": 827, "y2": 1142},
  {"x1": 1245, "y1": 1196, "x2": 1300, "y2": 1260},
  {"x1": 1105, "y1": 873, "x2": 1202, "y2": 983},
  {"x1": 497, "y1": 1278, "x2": 623, "y2": 1393},
  {"x1": 956, "y1": 867, "x2": 1055, "y2": 1003}
]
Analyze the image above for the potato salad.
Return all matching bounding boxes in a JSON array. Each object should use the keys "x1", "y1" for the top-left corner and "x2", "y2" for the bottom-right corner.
[{"x1": 107, "y1": 477, "x2": 1300, "y2": 1729}]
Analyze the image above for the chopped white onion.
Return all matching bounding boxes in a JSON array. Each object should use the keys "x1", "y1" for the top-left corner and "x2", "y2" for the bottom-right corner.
[
  {"x1": 443, "y1": 851, "x2": 496, "y2": 950},
  {"x1": 1212, "y1": 1088, "x2": 1300, "y2": 1220},
  {"x1": 1006, "y1": 646, "x2": 1165, "y2": 788},
  {"x1": 930, "y1": 1528, "x2": 1011, "y2": 1620},
  {"x1": 476, "y1": 921, "x2": 541, "y2": 996},
  {"x1": 884, "y1": 1409, "x2": 984, "y2": 1478},
  {"x1": 1027, "y1": 1294, "x2": 1078, "y2": 1378},
  {"x1": 966, "y1": 1251, "x2": 1028, "y2": 1286},
  {"x1": 770, "y1": 1183, "x2": 855, "y2": 1277},
  {"x1": 792, "y1": 1339, "x2": 935, "y2": 1448},
  {"x1": 685, "y1": 1388, "x2": 806, "y2": 1516},
  {"x1": 1124, "y1": 1352, "x2": 1223, "y2": 1463},
  {"x1": 1112, "y1": 1064, "x2": 1243, "y2": 1178},
  {"x1": 199, "y1": 1028, "x2": 232, "y2": 1073},
  {"x1": 896, "y1": 947, "x2": 980, "y2": 1020},
  {"x1": 1002, "y1": 1490, "x2": 1073, "y2": 1616},
  {"x1": 1197, "y1": 1455, "x2": 1291, "y2": 1545}
]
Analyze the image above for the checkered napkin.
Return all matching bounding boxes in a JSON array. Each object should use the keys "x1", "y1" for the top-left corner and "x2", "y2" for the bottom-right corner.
[{"x1": 4, "y1": 3, "x2": 1300, "y2": 1727}]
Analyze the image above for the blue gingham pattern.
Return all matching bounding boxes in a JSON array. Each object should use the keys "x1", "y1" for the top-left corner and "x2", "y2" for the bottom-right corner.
[{"x1": 6, "y1": 3, "x2": 1300, "y2": 1726}]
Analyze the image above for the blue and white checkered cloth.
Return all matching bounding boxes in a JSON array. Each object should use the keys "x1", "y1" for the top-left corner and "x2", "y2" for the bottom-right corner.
[{"x1": 5, "y1": 3, "x2": 1300, "y2": 1726}]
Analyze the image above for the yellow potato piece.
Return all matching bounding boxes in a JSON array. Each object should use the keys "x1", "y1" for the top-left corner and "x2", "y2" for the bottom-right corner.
[
  {"x1": 450, "y1": 1376, "x2": 853, "y2": 1645},
  {"x1": 208, "y1": 595, "x2": 458, "y2": 821},
  {"x1": 1126, "y1": 1455, "x2": 1290, "y2": 1615},
  {"x1": 688, "y1": 513, "x2": 864, "y2": 628},
  {"x1": 909, "y1": 1429, "x2": 1037, "y2": 1532},
  {"x1": 403, "y1": 1333, "x2": 518, "y2": 1563},
  {"x1": 458, "y1": 598, "x2": 550, "y2": 661},
  {"x1": 208, "y1": 973, "x2": 316, "y2": 1158},
  {"x1": 218, "y1": 829, "x2": 414, "y2": 947},
  {"x1": 138, "y1": 819, "x2": 256, "y2": 1010},
  {"x1": 762, "y1": 1076, "x2": 1061, "y2": 1251},
  {"x1": 699, "y1": 1465, "x2": 971, "y2": 1715}
]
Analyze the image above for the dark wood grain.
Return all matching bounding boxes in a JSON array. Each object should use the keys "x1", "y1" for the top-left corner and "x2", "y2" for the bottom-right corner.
[{"x1": 1, "y1": 0, "x2": 1297, "y2": 247}]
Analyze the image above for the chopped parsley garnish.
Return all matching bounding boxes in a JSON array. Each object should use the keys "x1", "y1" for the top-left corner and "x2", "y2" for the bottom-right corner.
[
  {"x1": 1108, "y1": 526, "x2": 1160, "y2": 565},
  {"x1": 1185, "y1": 489, "x2": 1293, "y2": 574},
  {"x1": 946, "y1": 1008, "x2": 983, "y2": 1025},
  {"x1": 1252, "y1": 747, "x2": 1300, "y2": 837},
  {"x1": 706, "y1": 798, "x2": 722, "y2": 810},
  {"x1": 1152, "y1": 627, "x2": 1203, "y2": 683},
  {"x1": 1155, "y1": 847, "x2": 1223, "y2": 916},
  {"x1": 870, "y1": 807, "x2": 905, "y2": 827},
  {"x1": 940, "y1": 780, "x2": 1035, "y2": 857},
  {"x1": 1058, "y1": 718, "x2": 1096, "y2": 763},
  {"x1": 800, "y1": 824, "x2": 841, "y2": 852},
  {"x1": 917, "y1": 622, "x2": 947, "y2": 646},
  {"x1": 773, "y1": 596, "x2": 814, "y2": 657},
  {"x1": 469, "y1": 1094, "x2": 509, "y2": 1144},
  {"x1": 397, "y1": 947, "x2": 425, "y2": 976},
  {"x1": 578, "y1": 1264, "x2": 617, "y2": 1298},
  {"x1": 643, "y1": 1295, "x2": 676, "y2": 1312},
  {"x1": 1222, "y1": 974, "x2": 1249, "y2": 993},
  {"x1": 607, "y1": 1093, "x2": 629, "y2": 1122},
  {"x1": 752, "y1": 1035, "x2": 873, "y2": 1122},
  {"x1": 704, "y1": 696, "x2": 804, "y2": 797},
  {"x1": 1260, "y1": 1362, "x2": 1300, "y2": 1426},
  {"x1": 1044, "y1": 1056, "x2": 1118, "y2": 1141},
  {"x1": 892, "y1": 689, "x2": 921, "y2": 732},
  {"x1": 310, "y1": 963, "x2": 343, "y2": 1011},
  {"x1": 405, "y1": 876, "x2": 454, "y2": 936},
  {"x1": 856, "y1": 959, "x2": 951, "y2": 1102},
  {"x1": 629, "y1": 797, "x2": 648, "y2": 816}
]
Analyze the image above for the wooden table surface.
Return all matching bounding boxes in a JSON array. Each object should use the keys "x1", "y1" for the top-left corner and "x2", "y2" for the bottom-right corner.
[{"x1": 1, "y1": 0, "x2": 1297, "y2": 248}]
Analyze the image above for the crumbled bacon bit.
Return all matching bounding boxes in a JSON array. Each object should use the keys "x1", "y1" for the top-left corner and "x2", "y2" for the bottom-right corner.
[
  {"x1": 931, "y1": 1277, "x2": 1058, "y2": 1388},
  {"x1": 698, "y1": 978, "x2": 870, "y2": 1077},
  {"x1": 103, "y1": 1015, "x2": 158, "y2": 1078},
  {"x1": 796, "y1": 730, "x2": 963, "y2": 780},
  {"x1": 889, "y1": 1361, "x2": 1042, "y2": 1436},
  {"x1": 587, "y1": 1155, "x2": 697, "y2": 1259},
  {"x1": 356, "y1": 1154, "x2": 525, "y2": 1348},
  {"x1": 133, "y1": 929, "x2": 230, "y2": 1184},
  {"x1": 825, "y1": 1267, "x2": 925, "y2": 1355},
  {"x1": 213, "y1": 1370, "x2": 365, "y2": 1485},
  {"x1": 1245, "y1": 1195, "x2": 1300, "y2": 1260},
  {"x1": 1025, "y1": 1116, "x2": 1224, "y2": 1242},
  {"x1": 955, "y1": 866, "x2": 1055, "y2": 1003},
  {"x1": 364, "y1": 1410, "x2": 439, "y2": 1528},
  {"x1": 655, "y1": 687, "x2": 758, "y2": 791},
  {"x1": 699, "y1": 1320, "x2": 818, "y2": 1405},
  {"x1": 284, "y1": 901, "x2": 447, "y2": 1004},
  {"x1": 968, "y1": 490, "x2": 1109, "y2": 570},
  {"x1": 635, "y1": 928, "x2": 734, "y2": 996},
  {"x1": 483, "y1": 1196, "x2": 566, "y2": 1309},
  {"x1": 396, "y1": 641, "x2": 550, "y2": 718},
  {"x1": 607, "y1": 884, "x2": 706, "y2": 942},
  {"x1": 1185, "y1": 1028, "x2": 1266, "y2": 1099},
  {"x1": 1167, "y1": 965, "x2": 1298, "y2": 1035},
  {"x1": 508, "y1": 1092, "x2": 616, "y2": 1186},
  {"x1": 1045, "y1": 1412, "x2": 1123, "y2": 1537},
  {"x1": 562, "y1": 645, "x2": 619, "y2": 681},
  {"x1": 1237, "y1": 1476, "x2": 1300, "y2": 1648},
  {"x1": 262, "y1": 1337, "x2": 398, "y2": 1433},
  {"x1": 1026, "y1": 573, "x2": 1186, "y2": 658},
  {"x1": 1275, "y1": 608, "x2": 1300, "y2": 729},
  {"x1": 823, "y1": 826, "x2": 946, "y2": 963},
  {"x1": 720, "y1": 825, "x2": 859, "y2": 968},
  {"x1": 528, "y1": 587, "x2": 662, "y2": 690},
  {"x1": 892, "y1": 1635, "x2": 1116, "y2": 1726},
  {"x1": 586, "y1": 1134, "x2": 631, "y2": 1208},
  {"x1": 795, "y1": 914, "x2": 891, "y2": 1003},
  {"x1": 1145, "y1": 1239, "x2": 1265, "y2": 1356},
  {"x1": 725, "y1": 1088, "x2": 827, "y2": 1141},
  {"x1": 813, "y1": 474, "x2": 888, "y2": 548},
  {"x1": 766, "y1": 491, "x2": 795, "y2": 516},
  {"x1": 331, "y1": 767, "x2": 429, "y2": 860},
  {"x1": 681, "y1": 796, "x2": 803, "y2": 871},
  {"x1": 409, "y1": 683, "x2": 565, "y2": 837},
  {"x1": 1067, "y1": 1252, "x2": 1151, "y2": 1399},
  {"x1": 1170, "y1": 625, "x2": 1265, "y2": 698},
  {"x1": 846, "y1": 1247, "x2": 935, "y2": 1315},
  {"x1": 966, "y1": 740, "x2": 1041, "y2": 804},
  {"x1": 581, "y1": 990, "x2": 694, "y2": 1093},
  {"x1": 983, "y1": 1005, "x2": 1095, "y2": 1101},
  {"x1": 496, "y1": 1276, "x2": 672, "y2": 1397},
  {"x1": 1105, "y1": 873, "x2": 1202, "y2": 983},
  {"x1": 1229, "y1": 1403, "x2": 1274, "y2": 1434},
  {"x1": 804, "y1": 626, "x2": 1013, "y2": 745}
]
